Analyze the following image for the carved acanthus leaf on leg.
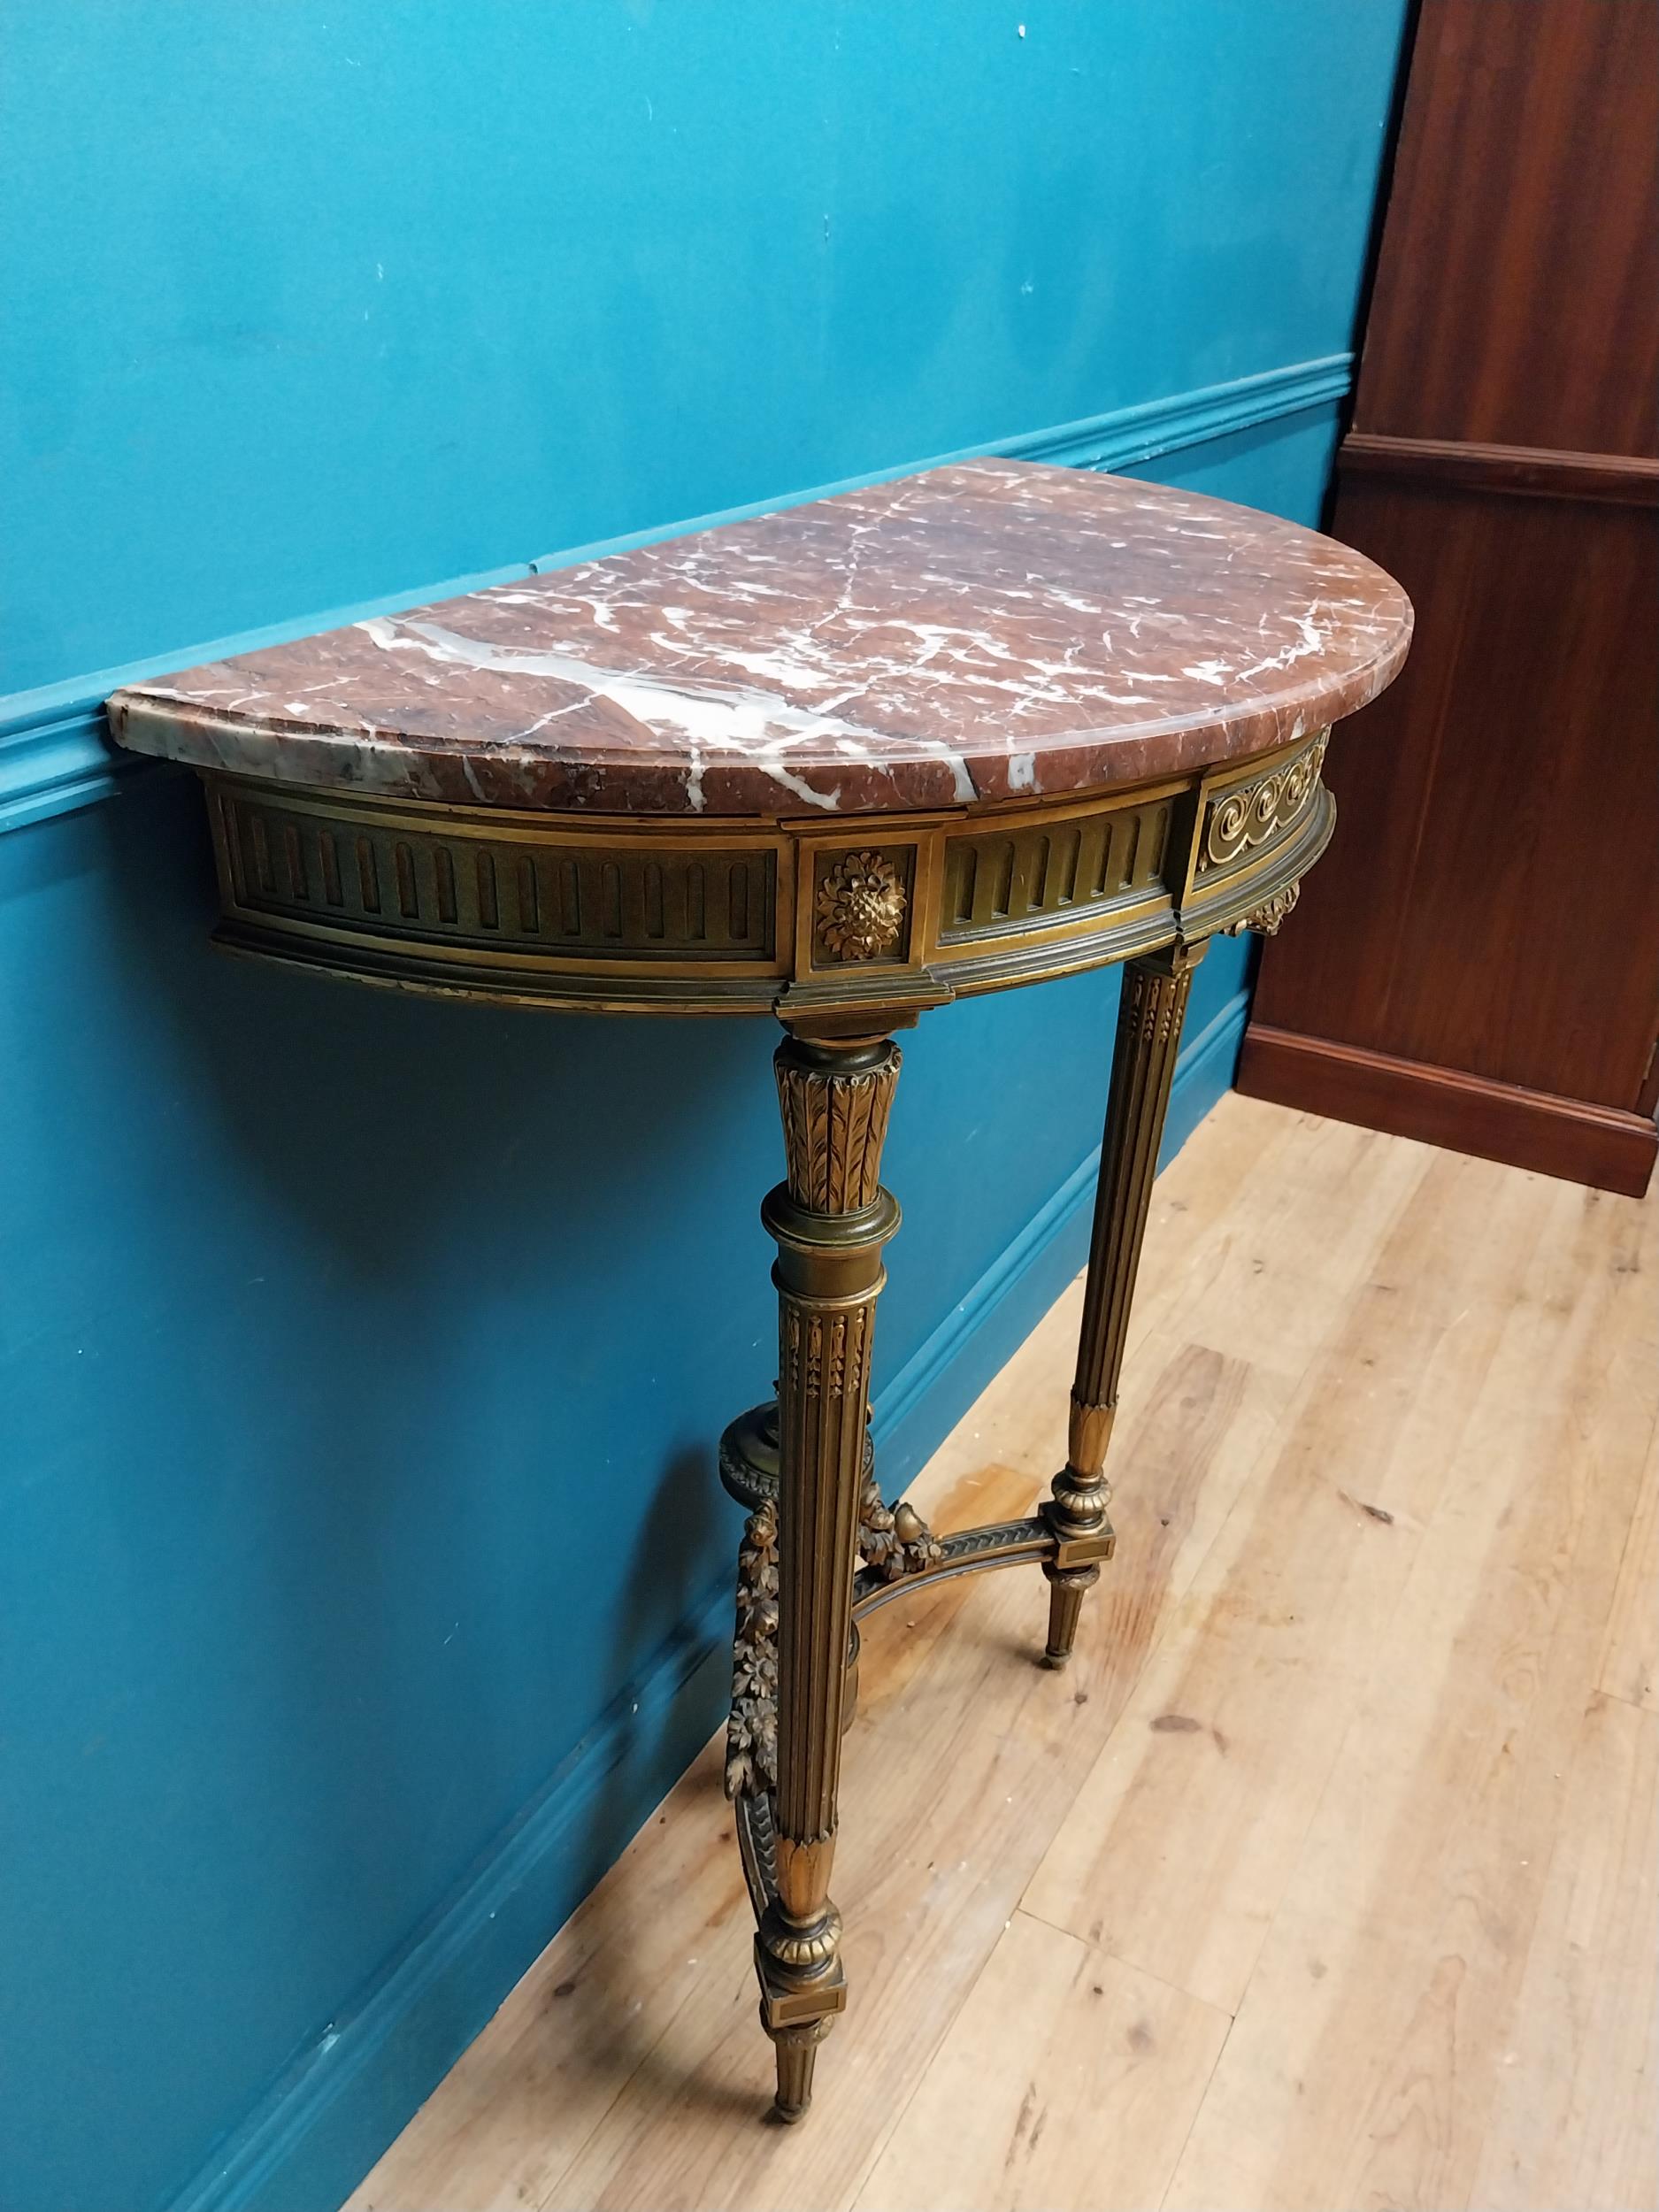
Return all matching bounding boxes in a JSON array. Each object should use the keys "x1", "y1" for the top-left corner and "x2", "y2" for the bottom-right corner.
[{"x1": 725, "y1": 1498, "x2": 779, "y2": 1801}]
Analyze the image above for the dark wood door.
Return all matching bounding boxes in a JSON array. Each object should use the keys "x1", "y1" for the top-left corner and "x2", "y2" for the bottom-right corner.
[{"x1": 1240, "y1": 0, "x2": 1659, "y2": 1197}]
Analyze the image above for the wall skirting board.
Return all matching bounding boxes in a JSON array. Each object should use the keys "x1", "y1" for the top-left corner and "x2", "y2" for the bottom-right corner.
[
  {"x1": 164, "y1": 979, "x2": 1248, "y2": 2212},
  {"x1": 1239, "y1": 1022, "x2": 1658, "y2": 1199},
  {"x1": 0, "y1": 356, "x2": 1348, "y2": 838}
]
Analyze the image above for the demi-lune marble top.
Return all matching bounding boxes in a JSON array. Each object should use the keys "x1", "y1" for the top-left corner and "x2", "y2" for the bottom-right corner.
[{"x1": 110, "y1": 462, "x2": 1412, "y2": 820}]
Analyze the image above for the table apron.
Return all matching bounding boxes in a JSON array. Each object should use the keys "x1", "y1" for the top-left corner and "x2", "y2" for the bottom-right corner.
[{"x1": 196, "y1": 727, "x2": 1333, "y2": 1017}]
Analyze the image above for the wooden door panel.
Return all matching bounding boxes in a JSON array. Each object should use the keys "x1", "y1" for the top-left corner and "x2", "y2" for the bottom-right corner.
[
  {"x1": 1246, "y1": 0, "x2": 1659, "y2": 1194},
  {"x1": 1356, "y1": 0, "x2": 1659, "y2": 456},
  {"x1": 1256, "y1": 479, "x2": 1659, "y2": 1110}
]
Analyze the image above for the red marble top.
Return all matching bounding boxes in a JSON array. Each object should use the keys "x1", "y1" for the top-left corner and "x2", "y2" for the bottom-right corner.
[{"x1": 110, "y1": 461, "x2": 1411, "y2": 818}]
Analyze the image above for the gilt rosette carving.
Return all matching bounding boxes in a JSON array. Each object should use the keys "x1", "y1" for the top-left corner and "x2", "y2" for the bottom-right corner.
[
  {"x1": 814, "y1": 849, "x2": 907, "y2": 962},
  {"x1": 1202, "y1": 731, "x2": 1328, "y2": 871},
  {"x1": 725, "y1": 1499, "x2": 780, "y2": 1800}
]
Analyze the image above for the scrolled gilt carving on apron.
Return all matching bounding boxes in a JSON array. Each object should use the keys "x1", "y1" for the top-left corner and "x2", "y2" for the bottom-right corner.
[{"x1": 1203, "y1": 731, "x2": 1329, "y2": 870}]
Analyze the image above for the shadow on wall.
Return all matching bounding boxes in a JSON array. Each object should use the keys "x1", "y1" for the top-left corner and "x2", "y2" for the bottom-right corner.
[
  {"x1": 83, "y1": 750, "x2": 769, "y2": 1725},
  {"x1": 91, "y1": 770, "x2": 766, "y2": 1277},
  {"x1": 2, "y1": 761, "x2": 783, "y2": 2208}
]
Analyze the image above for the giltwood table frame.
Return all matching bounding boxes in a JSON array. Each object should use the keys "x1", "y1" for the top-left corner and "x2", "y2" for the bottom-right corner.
[{"x1": 180, "y1": 719, "x2": 1333, "y2": 2120}]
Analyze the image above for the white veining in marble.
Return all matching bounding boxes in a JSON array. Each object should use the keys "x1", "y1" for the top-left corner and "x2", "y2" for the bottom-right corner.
[{"x1": 110, "y1": 461, "x2": 1413, "y2": 817}]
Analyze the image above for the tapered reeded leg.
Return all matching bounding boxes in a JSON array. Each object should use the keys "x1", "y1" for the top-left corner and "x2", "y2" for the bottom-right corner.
[
  {"x1": 748, "y1": 1028, "x2": 901, "y2": 2120},
  {"x1": 1042, "y1": 942, "x2": 1204, "y2": 1663}
]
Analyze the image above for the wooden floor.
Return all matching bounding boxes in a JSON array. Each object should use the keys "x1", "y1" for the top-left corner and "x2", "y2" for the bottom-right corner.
[{"x1": 348, "y1": 1096, "x2": 1657, "y2": 2212}]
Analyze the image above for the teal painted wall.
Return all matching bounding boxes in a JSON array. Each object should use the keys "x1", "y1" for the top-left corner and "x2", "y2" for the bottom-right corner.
[{"x1": 0, "y1": 7, "x2": 1407, "y2": 2208}]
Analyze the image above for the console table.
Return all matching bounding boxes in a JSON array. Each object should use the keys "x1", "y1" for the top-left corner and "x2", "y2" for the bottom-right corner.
[{"x1": 110, "y1": 460, "x2": 1411, "y2": 2122}]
